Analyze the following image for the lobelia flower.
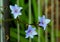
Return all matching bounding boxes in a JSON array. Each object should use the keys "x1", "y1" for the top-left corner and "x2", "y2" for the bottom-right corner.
[
  {"x1": 10, "y1": 4, "x2": 23, "y2": 18},
  {"x1": 25, "y1": 25, "x2": 37, "y2": 38},
  {"x1": 38, "y1": 15, "x2": 50, "y2": 30}
]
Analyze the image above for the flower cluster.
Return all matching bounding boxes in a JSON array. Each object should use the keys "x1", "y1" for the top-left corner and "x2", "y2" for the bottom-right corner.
[{"x1": 9, "y1": 4, "x2": 50, "y2": 38}]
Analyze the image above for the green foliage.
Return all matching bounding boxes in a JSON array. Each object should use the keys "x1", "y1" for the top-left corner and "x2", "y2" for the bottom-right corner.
[
  {"x1": 10, "y1": 0, "x2": 58, "y2": 42},
  {"x1": 10, "y1": 0, "x2": 47, "y2": 42}
]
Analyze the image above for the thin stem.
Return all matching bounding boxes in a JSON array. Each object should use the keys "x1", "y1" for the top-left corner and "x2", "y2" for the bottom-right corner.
[
  {"x1": 17, "y1": 0, "x2": 19, "y2": 5},
  {"x1": 29, "y1": 38, "x2": 31, "y2": 42},
  {"x1": 56, "y1": 0, "x2": 59, "y2": 42},
  {"x1": 45, "y1": 0, "x2": 48, "y2": 42},
  {"x1": 38, "y1": 0, "x2": 40, "y2": 42},
  {"x1": 51, "y1": 0, "x2": 54, "y2": 42},
  {"x1": 29, "y1": 0, "x2": 32, "y2": 42},
  {"x1": 17, "y1": 20, "x2": 20, "y2": 42}
]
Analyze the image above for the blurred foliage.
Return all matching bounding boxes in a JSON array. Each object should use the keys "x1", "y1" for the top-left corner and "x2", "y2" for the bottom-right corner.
[{"x1": 9, "y1": 0, "x2": 59, "y2": 42}]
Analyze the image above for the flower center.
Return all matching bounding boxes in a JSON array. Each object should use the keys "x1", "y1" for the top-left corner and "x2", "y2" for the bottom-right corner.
[
  {"x1": 39, "y1": 21, "x2": 44, "y2": 24},
  {"x1": 28, "y1": 30, "x2": 32, "y2": 33},
  {"x1": 42, "y1": 21, "x2": 44, "y2": 24},
  {"x1": 15, "y1": 9, "x2": 18, "y2": 13}
]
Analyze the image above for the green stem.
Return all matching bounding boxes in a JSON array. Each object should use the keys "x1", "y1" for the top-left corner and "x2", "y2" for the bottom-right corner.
[
  {"x1": 17, "y1": 16, "x2": 20, "y2": 42},
  {"x1": 17, "y1": 0, "x2": 19, "y2": 5},
  {"x1": 29, "y1": 0, "x2": 32, "y2": 42}
]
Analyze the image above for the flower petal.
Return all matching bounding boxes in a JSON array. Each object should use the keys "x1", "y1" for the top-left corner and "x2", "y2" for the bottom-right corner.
[
  {"x1": 43, "y1": 24, "x2": 47, "y2": 30},
  {"x1": 30, "y1": 35, "x2": 34, "y2": 38},
  {"x1": 45, "y1": 19, "x2": 50, "y2": 24},
  {"x1": 25, "y1": 34, "x2": 29, "y2": 38},
  {"x1": 32, "y1": 31, "x2": 37, "y2": 35},
  {"x1": 10, "y1": 5, "x2": 15, "y2": 11}
]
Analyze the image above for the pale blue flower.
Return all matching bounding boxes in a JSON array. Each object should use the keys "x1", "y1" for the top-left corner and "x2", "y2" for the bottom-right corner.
[
  {"x1": 25, "y1": 25, "x2": 37, "y2": 38},
  {"x1": 38, "y1": 15, "x2": 50, "y2": 30},
  {"x1": 10, "y1": 4, "x2": 23, "y2": 18}
]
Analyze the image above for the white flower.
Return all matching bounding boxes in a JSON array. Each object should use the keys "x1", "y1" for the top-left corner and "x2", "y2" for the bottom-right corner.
[
  {"x1": 25, "y1": 25, "x2": 37, "y2": 38},
  {"x1": 38, "y1": 15, "x2": 50, "y2": 30},
  {"x1": 10, "y1": 4, "x2": 23, "y2": 18}
]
